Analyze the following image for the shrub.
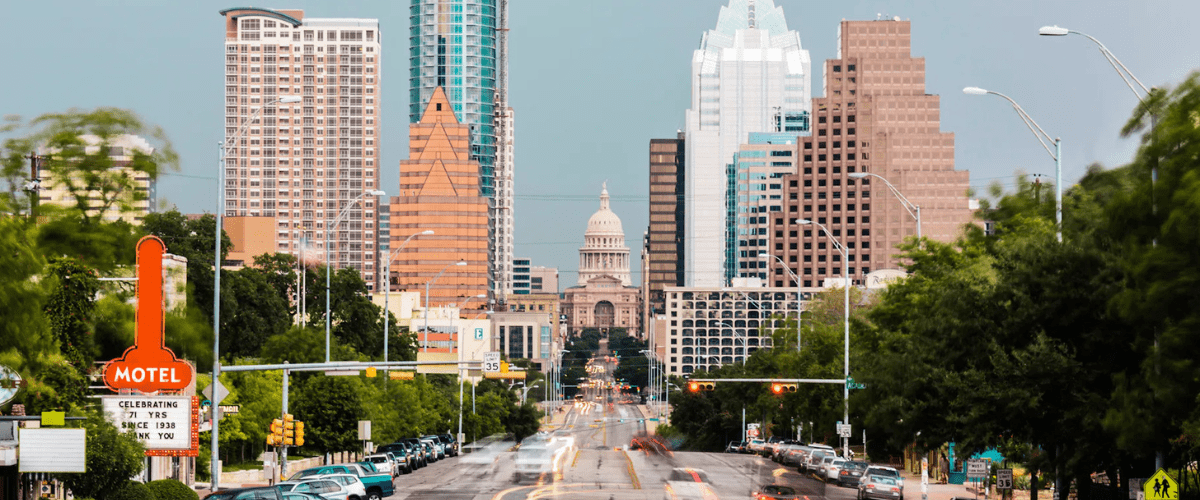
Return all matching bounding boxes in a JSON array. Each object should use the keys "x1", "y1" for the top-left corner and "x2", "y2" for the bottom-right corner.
[
  {"x1": 107, "y1": 481, "x2": 156, "y2": 500},
  {"x1": 146, "y1": 479, "x2": 198, "y2": 500}
]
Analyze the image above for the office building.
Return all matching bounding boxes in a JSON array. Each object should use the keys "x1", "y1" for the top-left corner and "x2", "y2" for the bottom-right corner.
[
  {"x1": 387, "y1": 87, "x2": 489, "y2": 310},
  {"x1": 767, "y1": 19, "x2": 973, "y2": 287},
  {"x1": 409, "y1": 0, "x2": 516, "y2": 299},
  {"x1": 512, "y1": 257, "x2": 531, "y2": 295},
  {"x1": 529, "y1": 266, "x2": 558, "y2": 293},
  {"x1": 727, "y1": 132, "x2": 801, "y2": 283},
  {"x1": 645, "y1": 134, "x2": 686, "y2": 319},
  {"x1": 684, "y1": 0, "x2": 812, "y2": 287},
  {"x1": 219, "y1": 8, "x2": 383, "y2": 288}
]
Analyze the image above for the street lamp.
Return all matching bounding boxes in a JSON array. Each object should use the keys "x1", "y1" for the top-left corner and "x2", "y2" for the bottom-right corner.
[
  {"x1": 383, "y1": 230, "x2": 435, "y2": 367},
  {"x1": 963, "y1": 86, "x2": 1062, "y2": 242},
  {"x1": 848, "y1": 172, "x2": 921, "y2": 240},
  {"x1": 211, "y1": 95, "x2": 301, "y2": 489},
  {"x1": 758, "y1": 254, "x2": 804, "y2": 352},
  {"x1": 796, "y1": 218, "x2": 851, "y2": 457},
  {"x1": 1039, "y1": 26, "x2": 1159, "y2": 242},
  {"x1": 453, "y1": 292, "x2": 486, "y2": 443},
  {"x1": 423, "y1": 261, "x2": 467, "y2": 352},
  {"x1": 520, "y1": 381, "x2": 542, "y2": 405},
  {"x1": 713, "y1": 321, "x2": 748, "y2": 366},
  {"x1": 325, "y1": 189, "x2": 387, "y2": 362}
]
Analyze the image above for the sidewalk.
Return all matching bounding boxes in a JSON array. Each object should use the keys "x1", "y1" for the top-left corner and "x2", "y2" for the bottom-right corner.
[{"x1": 900, "y1": 469, "x2": 1034, "y2": 500}]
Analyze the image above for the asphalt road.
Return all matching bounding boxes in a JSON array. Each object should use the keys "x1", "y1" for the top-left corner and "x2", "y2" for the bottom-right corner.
[{"x1": 381, "y1": 347, "x2": 860, "y2": 500}]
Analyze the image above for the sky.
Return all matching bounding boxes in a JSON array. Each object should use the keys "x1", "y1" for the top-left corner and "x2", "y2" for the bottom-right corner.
[{"x1": 3, "y1": 0, "x2": 1199, "y2": 289}]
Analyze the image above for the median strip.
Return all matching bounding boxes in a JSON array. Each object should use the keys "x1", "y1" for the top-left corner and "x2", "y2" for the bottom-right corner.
[{"x1": 622, "y1": 450, "x2": 641, "y2": 489}]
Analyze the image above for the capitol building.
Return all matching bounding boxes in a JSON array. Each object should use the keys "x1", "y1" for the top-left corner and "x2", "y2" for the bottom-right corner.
[{"x1": 561, "y1": 184, "x2": 640, "y2": 336}]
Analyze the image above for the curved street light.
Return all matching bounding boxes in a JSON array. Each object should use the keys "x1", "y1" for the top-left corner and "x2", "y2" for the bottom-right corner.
[
  {"x1": 757, "y1": 254, "x2": 804, "y2": 352},
  {"x1": 211, "y1": 94, "x2": 302, "y2": 490},
  {"x1": 796, "y1": 218, "x2": 851, "y2": 457},
  {"x1": 848, "y1": 172, "x2": 921, "y2": 239},
  {"x1": 963, "y1": 87, "x2": 1062, "y2": 242},
  {"x1": 325, "y1": 189, "x2": 387, "y2": 362},
  {"x1": 382, "y1": 229, "x2": 434, "y2": 368}
]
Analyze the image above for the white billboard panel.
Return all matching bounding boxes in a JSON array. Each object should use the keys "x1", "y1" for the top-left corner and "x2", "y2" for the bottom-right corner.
[{"x1": 19, "y1": 429, "x2": 86, "y2": 472}]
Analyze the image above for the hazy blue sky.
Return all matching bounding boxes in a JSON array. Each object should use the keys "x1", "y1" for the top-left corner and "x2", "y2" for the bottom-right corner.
[{"x1": 4, "y1": 0, "x2": 1198, "y2": 287}]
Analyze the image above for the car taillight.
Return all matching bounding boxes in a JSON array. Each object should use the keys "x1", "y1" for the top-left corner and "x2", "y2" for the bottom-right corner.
[
  {"x1": 891, "y1": 487, "x2": 900, "y2": 492},
  {"x1": 841, "y1": 470, "x2": 849, "y2": 475}
]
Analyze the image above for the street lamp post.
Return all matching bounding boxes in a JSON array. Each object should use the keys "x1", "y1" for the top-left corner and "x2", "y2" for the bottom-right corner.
[
  {"x1": 713, "y1": 321, "x2": 747, "y2": 366},
  {"x1": 453, "y1": 293, "x2": 486, "y2": 443},
  {"x1": 797, "y1": 219, "x2": 850, "y2": 457},
  {"x1": 423, "y1": 261, "x2": 467, "y2": 352},
  {"x1": 325, "y1": 189, "x2": 387, "y2": 362},
  {"x1": 963, "y1": 86, "x2": 1062, "y2": 242},
  {"x1": 383, "y1": 230, "x2": 435, "y2": 368},
  {"x1": 759, "y1": 254, "x2": 804, "y2": 351},
  {"x1": 211, "y1": 95, "x2": 301, "y2": 489},
  {"x1": 848, "y1": 173, "x2": 921, "y2": 240}
]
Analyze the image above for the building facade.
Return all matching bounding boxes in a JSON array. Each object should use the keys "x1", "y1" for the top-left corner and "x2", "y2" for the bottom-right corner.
[
  {"x1": 562, "y1": 186, "x2": 640, "y2": 336},
  {"x1": 409, "y1": 0, "x2": 515, "y2": 299},
  {"x1": 36, "y1": 134, "x2": 156, "y2": 224},
  {"x1": 388, "y1": 87, "x2": 489, "y2": 311},
  {"x1": 219, "y1": 8, "x2": 383, "y2": 289},
  {"x1": 645, "y1": 134, "x2": 686, "y2": 319},
  {"x1": 512, "y1": 257, "x2": 531, "y2": 294},
  {"x1": 767, "y1": 19, "x2": 973, "y2": 287},
  {"x1": 684, "y1": 0, "x2": 812, "y2": 287},
  {"x1": 726, "y1": 132, "x2": 802, "y2": 283},
  {"x1": 529, "y1": 266, "x2": 558, "y2": 293}
]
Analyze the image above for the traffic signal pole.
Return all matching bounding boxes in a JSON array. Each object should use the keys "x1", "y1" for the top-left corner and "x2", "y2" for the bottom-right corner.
[{"x1": 280, "y1": 364, "x2": 289, "y2": 481}]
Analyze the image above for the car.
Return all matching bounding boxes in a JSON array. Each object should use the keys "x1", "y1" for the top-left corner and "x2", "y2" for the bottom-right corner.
[
  {"x1": 363, "y1": 454, "x2": 394, "y2": 477},
  {"x1": 204, "y1": 487, "x2": 283, "y2": 500},
  {"x1": 437, "y1": 433, "x2": 460, "y2": 456},
  {"x1": 381, "y1": 442, "x2": 420, "y2": 470},
  {"x1": 726, "y1": 441, "x2": 742, "y2": 453},
  {"x1": 289, "y1": 464, "x2": 393, "y2": 500},
  {"x1": 753, "y1": 484, "x2": 801, "y2": 500},
  {"x1": 805, "y1": 447, "x2": 836, "y2": 474},
  {"x1": 397, "y1": 438, "x2": 429, "y2": 466},
  {"x1": 282, "y1": 493, "x2": 324, "y2": 500},
  {"x1": 663, "y1": 468, "x2": 716, "y2": 500},
  {"x1": 859, "y1": 475, "x2": 903, "y2": 500},
  {"x1": 277, "y1": 479, "x2": 349, "y2": 500},
  {"x1": 837, "y1": 460, "x2": 870, "y2": 487},
  {"x1": 746, "y1": 439, "x2": 767, "y2": 454},
  {"x1": 864, "y1": 466, "x2": 905, "y2": 494},
  {"x1": 815, "y1": 455, "x2": 837, "y2": 478},
  {"x1": 825, "y1": 457, "x2": 848, "y2": 483},
  {"x1": 782, "y1": 445, "x2": 812, "y2": 467},
  {"x1": 420, "y1": 436, "x2": 445, "y2": 459},
  {"x1": 314, "y1": 474, "x2": 367, "y2": 500}
]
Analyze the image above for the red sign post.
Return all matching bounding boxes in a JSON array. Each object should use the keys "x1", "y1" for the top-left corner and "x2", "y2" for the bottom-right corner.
[{"x1": 103, "y1": 236, "x2": 194, "y2": 393}]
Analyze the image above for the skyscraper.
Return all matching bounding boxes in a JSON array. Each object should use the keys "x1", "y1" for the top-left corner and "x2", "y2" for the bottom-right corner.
[
  {"x1": 409, "y1": 0, "x2": 515, "y2": 300},
  {"x1": 767, "y1": 19, "x2": 972, "y2": 287},
  {"x1": 219, "y1": 8, "x2": 382, "y2": 287},
  {"x1": 389, "y1": 87, "x2": 489, "y2": 310},
  {"x1": 644, "y1": 133, "x2": 686, "y2": 319},
  {"x1": 684, "y1": 0, "x2": 812, "y2": 287}
]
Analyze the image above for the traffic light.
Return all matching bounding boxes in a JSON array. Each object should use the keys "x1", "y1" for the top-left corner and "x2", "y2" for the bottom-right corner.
[
  {"x1": 771, "y1": 383, "x2": 798, "y2": 395},
  {"x1": 688, "y1": 382, "x2": 700, "y2": 392},
  {"x1": 688, "y1": 382, "x2": 715, "y2": 392},
  {"x1": 268, "y1": 418, "x2": 284, "y2": 446},
  {"x1": 294, "y1": 421, "x2": 305, "y2": 447},
  {"x1": 282, "y1": 414, "x2": 296, "y2": 446}
]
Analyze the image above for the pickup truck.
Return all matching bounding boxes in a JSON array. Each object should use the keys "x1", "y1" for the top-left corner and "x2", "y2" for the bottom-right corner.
[{"x1": 290, "y1": 463, "x2": 392, "y2": 500}]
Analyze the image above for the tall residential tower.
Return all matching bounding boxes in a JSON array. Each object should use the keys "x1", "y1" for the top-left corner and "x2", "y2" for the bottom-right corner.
[
  {"x1": 684, "y1": 0, "x2": 812, "y2": 287},
  {"x1": 220, "y1": 8, "x2": 383, "y2": 287},
  {"x1": 409, "y1": 0, "x2": 515, "y2": 302}
]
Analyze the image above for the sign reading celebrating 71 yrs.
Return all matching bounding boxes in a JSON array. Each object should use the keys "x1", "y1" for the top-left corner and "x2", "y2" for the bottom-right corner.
[{"x1": 102, "y1": 396, "x2": 194, "y2": 450}]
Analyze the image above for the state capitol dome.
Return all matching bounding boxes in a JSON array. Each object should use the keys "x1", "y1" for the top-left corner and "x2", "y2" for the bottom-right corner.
[{"x1": 578, "y1": 183, "x2": 631, "y2": 286}]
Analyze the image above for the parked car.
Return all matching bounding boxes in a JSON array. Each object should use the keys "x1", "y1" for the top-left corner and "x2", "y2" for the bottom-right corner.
[
  {"x1": 837, "y1": 461, "x2": 870, "y2": 487},
  {"x1": 772, "y1": 442, "x2": 801, "y2": 462},
  {"x1": 859, "y1": 475, "x2": 903, "y2": 500},
  {"x1": 282, "y1": 493, "x2": 324, "y2": 500},
  {"x1": 805, "y1": 447, "x2": 836, "y2": 474},
  {"x1": 290, "y1": 463, "x2": 393, "y2": 500},
  {"x1": 726, "y1": 441, "x2": 742, "y2": 453},
  {"x1": 746, "y1": 439, "x2": 767, "y2": 454},
  {"x1": 315, "y1": 474, "x2": 367, "y2": 500},
  {"x1": 436, "y1": 433, "x2": 460, "y2": 456},
  {"x1": 204, "y1": 487, "x2": 283, "y2": 500},
  {"x1": 815, "y1": 455, "x2": 837, "y2": 479},
  {"x1": 825, "y1": 458, "x2": 848, "y2": 483},
  {"x1": 397, "y1": 438, "x2": 430, "y2": 466},
  {"x1": 753, "y1": 484, "x2": 801, "y2": 500},
  {"x1": 277, "y1": 479, "x2": 349, "y2": 500},
  {"x1": 783, "y1": 445, "x2": 812, "y2": 467},
  {"x1": 864, "y1": 466, "x2": 905, "y2": 495},
  {"x1": 420, "y1": 436, "x2": 445, "y2": 459},
  {"x1": 363, "y1": 454, "x2": 394, "y2": 477}
]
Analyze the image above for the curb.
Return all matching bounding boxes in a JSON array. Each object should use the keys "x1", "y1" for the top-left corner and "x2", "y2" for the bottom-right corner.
[{"x1": 622, "y1": 450, "x2": 641, "y2": 490}]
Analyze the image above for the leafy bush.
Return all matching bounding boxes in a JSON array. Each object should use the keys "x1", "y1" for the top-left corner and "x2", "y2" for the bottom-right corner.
[
  {"x1": 107, "y1": 481, "x2": 155, "y2": 500},
  {"x1": 146, "y1": 479, "x2": 197, "y2": 500}
]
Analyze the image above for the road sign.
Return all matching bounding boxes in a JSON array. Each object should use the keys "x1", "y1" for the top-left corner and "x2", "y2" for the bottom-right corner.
[
  {"x1": 838, "y1": 424, "x2": 852, "y2": 438},
  {"x1": 1144, "y1": 469, "x2": 1179, "y2": 500},
  {"x1": 966, "y1": 459, "x2": 988, "y2": 480},
  {"x1": 202, "y1": 380, "x2": 229, "y2": 406},
  {"x1": 997, "y1": 469, "x2": 1014, "y2": 490},
  {"x1": 483, "y1": 352, "x2": 501, "y2": 373}
]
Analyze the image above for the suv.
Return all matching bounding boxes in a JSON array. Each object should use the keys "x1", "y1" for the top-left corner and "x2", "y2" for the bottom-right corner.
[
  {"x1": 803, "y1": 445, "x2": 835, "y2": 472},
  {"x1": 864, "y1": 465, "x2": 904, "y2": 495},
  {"x1": 377, "y1": 442, "x2": 419, "y2": 470},
  {"x1": 204, "y1": 487, "x2": 283, "y2": 500},
  {"x1": 420, "y1": 436, "x2": 445, "y2": 459},
  {"x1": 397, "y1": 438, "x2": 430, "y2": 466},
  {"x1": 437, "y1": 433, "x2": 459, "y2": 457},
  {"x1": 363, "y1": 454, "x2": 394, "y2": 477}
]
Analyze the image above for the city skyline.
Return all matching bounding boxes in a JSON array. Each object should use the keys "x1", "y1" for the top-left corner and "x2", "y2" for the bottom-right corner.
[{"x1": 3, "y1": 0, "x2": 1198, "y2": 283}]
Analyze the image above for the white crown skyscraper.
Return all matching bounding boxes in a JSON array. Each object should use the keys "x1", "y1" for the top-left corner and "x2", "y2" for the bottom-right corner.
[{"x1": 683, "y1": 0, "x2": 811, "y2": 286}]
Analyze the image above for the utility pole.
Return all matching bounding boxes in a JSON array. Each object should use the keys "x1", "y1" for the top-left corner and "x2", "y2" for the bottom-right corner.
[{"x1": 24, "y1": 153, "x2": 42, "y2": 220}]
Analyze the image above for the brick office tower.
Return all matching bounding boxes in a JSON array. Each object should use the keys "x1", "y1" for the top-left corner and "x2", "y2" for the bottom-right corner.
[
  {"x1": 389, "y1": 87, "x2": 489, "y2": 321},
  {"x1": 768, "y1": 19, "x2": 972, "y2": 287},
  {"x1": 219, "y1": 8, "x2": 383, "y2": 288}
]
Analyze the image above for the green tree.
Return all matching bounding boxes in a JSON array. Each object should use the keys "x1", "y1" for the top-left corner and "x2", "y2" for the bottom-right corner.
[
  {"x1": 55, "y1": 411, "x2": 145, "y2": 500},
  {"x1": 43, "y1": 257, "x2": 101, "y2": 369},
  {"x1": 293, "y1": 376, "x2": 364, "y2": 452}
]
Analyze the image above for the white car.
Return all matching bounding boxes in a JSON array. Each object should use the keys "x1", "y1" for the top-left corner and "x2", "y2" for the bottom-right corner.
[
  {"x1": 315, "y1": 474, "x2": 367, "y2": 500},
  {"x1": 825, "y1": 458, "x2": 848, "y2": 483},
  {"x1": 363, "y1": 454, "x2": 394, "y2": 477},
  {"x1": 277, "y1": 479, "x2": 350, "y2": 500}
]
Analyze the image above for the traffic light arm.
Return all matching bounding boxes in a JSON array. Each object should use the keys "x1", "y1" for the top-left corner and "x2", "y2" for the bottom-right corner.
[{"x1": 685, "y1": 378, "x2": 845, "y2": 384}]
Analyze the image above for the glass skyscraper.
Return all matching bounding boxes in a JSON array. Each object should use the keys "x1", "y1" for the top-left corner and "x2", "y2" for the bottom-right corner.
[{"x1": 409, "y1": 0, "x2": 498, "y2": 197}]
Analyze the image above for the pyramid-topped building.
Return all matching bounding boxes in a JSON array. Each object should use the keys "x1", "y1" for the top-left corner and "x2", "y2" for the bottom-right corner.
[{"x1": 388, "y1": 87, "x2": 489, "y2": 350}]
